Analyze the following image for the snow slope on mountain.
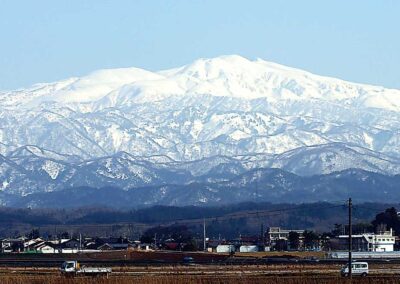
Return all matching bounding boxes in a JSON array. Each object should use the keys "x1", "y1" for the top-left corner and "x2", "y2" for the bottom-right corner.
[
  {"x1": 0, "y1": 68, "x2": 163, "y2": 108},
  {"x1": 1, "y1": 147, "x2": 195, "y2": 195},
  {"x1": 8, "y1": 168, "x2": 400, "y2": 208},
  {"x1": 1, "y1": 55, "x2": 400, "y2": 110},
  {"x1": 1, "y1": 142, "x2": 400, "y2": 197},
  {"x1": 0, "y1": 55, "x2": 400, "y2": 200},
  {"x1": 269, "y1": 143, "x2": 400, "y2": 176}
]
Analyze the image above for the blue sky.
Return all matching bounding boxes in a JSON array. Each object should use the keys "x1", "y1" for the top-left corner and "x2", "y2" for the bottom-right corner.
[{"x1": 0, "y1": 0, "x2": 399, "y2": 90}]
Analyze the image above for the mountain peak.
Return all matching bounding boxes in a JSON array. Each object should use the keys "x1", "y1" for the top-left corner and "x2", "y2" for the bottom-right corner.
[{"x1": 1, "y1": 55, "x2": 399, "y2": 111}]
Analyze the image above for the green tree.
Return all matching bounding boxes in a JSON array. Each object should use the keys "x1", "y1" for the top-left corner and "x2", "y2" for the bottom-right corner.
[
  {"x1": 58, "y1": 231, "x2": 70, "y2": 239},
  {"x1": 331, "y1": 223, "x2": 344, "y2": 236},
  {"x1": 139, "y1": 235, "x2": 153, "y2": 244},
  {"x1": 11, "y1": 241, "x2": 23, "y2": 252},
  {"x1": 353, "y1": 222, "x2": 374, "y2": 234},
  {"x1": 372, "y1": 207, "x2": 400, "y2": 234},
  {"x1": 303, "y1": 230, "x2": 319, "y2": 250},
  {"x1": 288, "y1": 231, "x2": 300, "y2": 250},
  {"x1": 28, "y1": 228, "x2": 40, "y2": 239},
  {"x1": 182, "y1": 238, "x2": 198, "y2": 251},
  {"x1": 274, "y1": 239, "x2": 287, "y2": 251},
  {"x1": 320, "y1": 232, "x2": 333, "y2": 251}
]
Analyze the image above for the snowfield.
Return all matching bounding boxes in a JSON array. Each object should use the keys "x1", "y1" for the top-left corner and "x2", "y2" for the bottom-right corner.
[{"x1": 0, "y1": 55, "x2": 400, "y2": 202}]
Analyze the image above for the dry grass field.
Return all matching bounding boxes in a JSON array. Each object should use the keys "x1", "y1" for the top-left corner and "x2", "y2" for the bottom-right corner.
[
  {"x1": 234, "y1": 251, "x2": 326, "y2": 258},
  {"x1": 1, "y1": 263, "x2": 400, "y2": 284},
  {"x1": 1, "y1": 274, "x2": 400, "y2": 284}
]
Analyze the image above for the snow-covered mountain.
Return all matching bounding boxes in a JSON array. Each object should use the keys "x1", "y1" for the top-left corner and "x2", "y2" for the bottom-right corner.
[
  {"x1": 1, "y1": 55, "x2": 400, "y2": 203},
  {"x1": 6, "y1": 168, "x2": 400, "y2": 208}
]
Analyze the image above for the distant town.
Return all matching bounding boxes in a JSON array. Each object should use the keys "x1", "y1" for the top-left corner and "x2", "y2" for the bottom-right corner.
[
  {"x1": 2, "y1": 206, "x2": 400, "y2": 259},
  {"x1": 0, "y1": 226, "x2": 397, "y2": 255}
]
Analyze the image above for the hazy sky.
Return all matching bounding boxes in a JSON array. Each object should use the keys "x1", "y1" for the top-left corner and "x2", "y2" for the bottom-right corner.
[{"x1": 0, "y1": 0, "x2": 399, "y2": 90}]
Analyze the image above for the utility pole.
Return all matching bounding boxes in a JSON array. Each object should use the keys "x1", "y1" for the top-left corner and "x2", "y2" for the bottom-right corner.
[
  {"x1": 260, "y1": 223, "x2": 264, "y2": 244},
  {"x1": 348, "y1": 198, "x2": 352, "y2": 279},
  {"x1": 255, "y1": 180, "x2": 258, "y2": 201},
  {"x1": 203, "y1": 218, "x2": 206, "y2": 251}
]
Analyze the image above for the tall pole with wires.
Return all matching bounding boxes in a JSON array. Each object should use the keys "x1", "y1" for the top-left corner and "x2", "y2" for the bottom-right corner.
[
  {"x1": 203, "y1": 218, "x2": 206, "y2": 252},
  {"x1": 260, "y1": 223, "x2": 264, "y2": 245},
  {"x1": 348, "y1": 198, "x2": 352, "y2": 279}
]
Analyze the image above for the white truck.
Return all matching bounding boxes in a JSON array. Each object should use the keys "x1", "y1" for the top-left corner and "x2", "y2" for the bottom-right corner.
[{"x1": 60, "y1": 261, "x2": 112, "y2": 277}]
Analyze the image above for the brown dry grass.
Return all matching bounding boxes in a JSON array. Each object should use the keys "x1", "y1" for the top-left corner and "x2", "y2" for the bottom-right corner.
[
  {"x1": 234, "y1": 251, "x2": 325, "y2": 258},
  {"x1": 1, "y1": 275, "x2": 400, "y2": 284},
  {"x1": 1, "y1": 263, "x2": 400, "y2": 284}
]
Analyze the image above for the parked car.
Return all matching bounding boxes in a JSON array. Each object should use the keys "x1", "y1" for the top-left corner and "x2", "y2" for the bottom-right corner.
[
  {"x1": 340, "y1": 262, "x2": 368, "y2": 277},
  {"x1": 183, "y1": 256, "x2": 195, "y2": 265}
]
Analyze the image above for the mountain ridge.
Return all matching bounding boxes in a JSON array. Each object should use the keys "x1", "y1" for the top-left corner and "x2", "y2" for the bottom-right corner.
[
  {"x1": 1, "y1": 55, "x2": 400, "y2": 204},
  {"x1": 1, "y1": 143, "x2": 399, "y2": 197},
  {"x1": 1, "y1": 55, "x2": 399, "y2": 110},
  {"x1": 3, "y1": 167, "x2": 400, "y2": 208}
]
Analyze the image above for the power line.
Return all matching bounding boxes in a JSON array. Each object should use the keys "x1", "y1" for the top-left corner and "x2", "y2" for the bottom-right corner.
[
  {"x1": 161, "y1": 202, "x2": 347, "y2": 226},
  {"x1": 354, "y1": 205, "x2": 395, "y2": 212}
]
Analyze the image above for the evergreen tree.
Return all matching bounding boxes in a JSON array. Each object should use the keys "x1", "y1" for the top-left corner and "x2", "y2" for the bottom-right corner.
[
  {"x1": 28, "y1": 228, "x2": 40, "y2": 239},
  {"x1": 303, "y1": 230, "x2": 319, "y2": 250},
  {"x1": 372, "y1": 207, "x2": 400, "y2": 234},
  {"x1": 288, "y1": 231, "x2": 300, "y2": 250}
]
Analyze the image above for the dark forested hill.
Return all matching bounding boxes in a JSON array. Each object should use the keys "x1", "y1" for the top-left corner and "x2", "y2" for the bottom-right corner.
[
  {"x1": 0, "y1": 201, "x2": 395, "y2": 238},
  {"x1": 2, "y1": 168, "x2": 399, "y2": 209}
]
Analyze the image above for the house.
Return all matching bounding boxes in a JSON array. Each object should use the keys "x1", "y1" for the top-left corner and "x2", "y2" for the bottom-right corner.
[
  {"x1": 266, "y1": 227, "x2": 305, "y2": 250},
  {"x1": 266, "y1": 227, "x2": 304, "y2": 242},
  {"x1": 33, "y1": 242, "x2": 57, "y2": 254},
  {"x1": 1, "y1": 238, "x2": 25, "y2": 253},
  {"x1": 98, "y1": 243, "x2": 132, "y2": 250},
  {"x1": 83, "y1": 240, "x2": 98, "y2": 250},
  {"x1": 98, "y1": 243, "x2": 114, "y2": 250},
  {"x1": 137, "y1": 243, "x2": 155, "y2": 251},
  {"x1": 89, "y1": 237, "x2": 134, "y2": 251},
  {"x1": 163, "y1": 241, "x2": 180, "y2": 251},
  {"x1": 61, "y1": 239, "x2": 80, "y2": 250},
  {"x1": 239, "y1": 236, "x2": 260, "y2": 245},
  {"x1": 23, "y1": 238, "x2": 81, "y2": 253},
  {"x1": 24, "y1": 238, "x2": 44, "y2": 252},
  {"x1": 335, "y1": 229, "x2": 395, "y2": 252}
]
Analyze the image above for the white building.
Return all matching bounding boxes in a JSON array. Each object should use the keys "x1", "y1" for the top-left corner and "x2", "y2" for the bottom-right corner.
[
  {"x1": 338, "y1": 229, "x2": 395, "y2": 252},
  {"x1": 216, "y1": 244, "x2": 235, "y2": 253},
  {"x1": 239, "y1": 245, "x2": 258, "y2": 252},
  {"x1": 36, "y1": 243, "x2": 57, "y2": 254},
  {"x1": 267, "y1": 227, "x2": 304, "y2": 241}
]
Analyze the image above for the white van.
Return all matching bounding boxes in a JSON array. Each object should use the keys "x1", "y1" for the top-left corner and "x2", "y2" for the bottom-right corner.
[{"x1": 340, "y1": 262, "x2": 368, "y2": 277}]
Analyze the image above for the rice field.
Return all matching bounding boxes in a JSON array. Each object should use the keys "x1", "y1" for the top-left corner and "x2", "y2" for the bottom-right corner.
[{"x1": 1, "y1": 263, "x2": 400, "y2": 284}]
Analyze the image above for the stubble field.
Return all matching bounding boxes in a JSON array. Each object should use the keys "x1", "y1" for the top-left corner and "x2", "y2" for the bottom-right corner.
[{"x1": 1, "y1": 263, "x2": 400, "y2": 284}]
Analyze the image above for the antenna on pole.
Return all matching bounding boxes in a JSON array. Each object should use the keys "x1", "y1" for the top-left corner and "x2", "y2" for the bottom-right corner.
[{"x1": 348, "y1": 198, "x2": 352, "y2": 279}]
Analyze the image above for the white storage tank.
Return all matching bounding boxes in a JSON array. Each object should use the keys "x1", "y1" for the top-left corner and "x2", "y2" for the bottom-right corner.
[
  {"x1": 239, "y1": 245, "x2": 258, "y2": 252},
  {"x1": 216, "y1": 245, "x2": 235, "y2": 253}
]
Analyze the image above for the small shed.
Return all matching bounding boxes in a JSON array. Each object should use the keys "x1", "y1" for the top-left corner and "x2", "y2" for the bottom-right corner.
[
  {"x1": 216, "y1": 244, "x2": 235, "y2": 253},
  {"x1": 239, "y1": 245, "x2": 258, "y2": 252}
]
